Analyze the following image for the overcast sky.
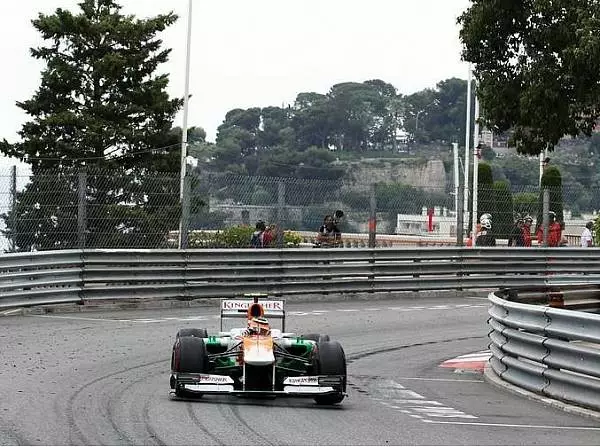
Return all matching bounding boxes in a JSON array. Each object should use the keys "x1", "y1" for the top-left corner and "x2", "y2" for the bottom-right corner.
[{"x1": 0, "y1": 0, "x2": 472, "y2": 169}]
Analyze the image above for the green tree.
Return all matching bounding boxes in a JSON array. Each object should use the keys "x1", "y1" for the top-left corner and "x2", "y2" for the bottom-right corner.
[
  {"x1": 493, "y1": 180, "x2": 514, "y2": 240},
  {"x1": 327, "y1": 82, "x2": 388, "y2": 151},
  {"x1": 475, "y1": 162, "x2": 495, "y2": 227},
  {"x1": 292, "y1": 92, "x2": 332, "y2": 149},
  {"x1": 458, "y1": 0, "x2": 600, "y2": 155},
  {"x1": 496, "y1": 155, "x2": 539, "y2": 186},
  {"x1": 481, "y1": 145, "x2": 495, "y2": 161},
  {"x1": 404, "y1": 89, "x2": 438, "y2": 143},
  {"x1": 513, "y1": 192, "x2": 538, "y2": 219},
  {"x1": 0, "y1": 0, "x2": 182, "y2": 250},
  {"x1": 537, "y1": 166, "x2": 564, "y2": 229},
  {"x1": 429, "y1": 78, "x2": 474, "y2": 145}
]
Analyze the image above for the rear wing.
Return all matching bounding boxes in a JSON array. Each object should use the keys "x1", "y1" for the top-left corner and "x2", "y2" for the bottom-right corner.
[{"x1": 220, "y1": 294, "x2": 286, "y2": 331}]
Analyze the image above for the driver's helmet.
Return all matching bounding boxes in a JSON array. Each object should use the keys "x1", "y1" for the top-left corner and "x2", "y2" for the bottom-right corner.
[
  {"x1": 248, "y1": 316, "x2": 270, "y2": 336},
  {"x1": 549, "y1": 211, "x2": 556, "y2": 221}
]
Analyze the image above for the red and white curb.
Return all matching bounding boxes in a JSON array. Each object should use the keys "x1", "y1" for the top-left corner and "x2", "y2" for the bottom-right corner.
[{"x1": 440, "y1": 350, "x2": 491, "y2": 372}]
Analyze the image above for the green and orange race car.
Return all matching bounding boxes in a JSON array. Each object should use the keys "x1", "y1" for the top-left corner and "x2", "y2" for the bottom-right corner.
[{"x1": 169, "y1": 294, "x2": 347, "y2": 405}]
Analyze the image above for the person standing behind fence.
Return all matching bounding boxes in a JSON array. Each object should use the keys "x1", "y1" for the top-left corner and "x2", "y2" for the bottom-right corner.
[
  {"x1": 521, "y1": 216, "x2": 533, "y2": 247},
  {"x1": 476, "y1": 214, "x2": 496, "y2": 246},
  {"x1": 581, "y1": 221, "x2": 594, "y2": 247},
  {"x1": 316, "y1": 215, "x2": 342, "y2": 247},
  {"x1": 262, "y1": 224, "x2": 274, "y2": 247},
  {"x1": 508, "y1": 217, "x2": 524, "y2": 247},
  {"x1": 251, "y1": 221, "x2": 266, "y2": 247},
  {"x1": 536, "y1": 211, "x2": 562, "y2": 247}
]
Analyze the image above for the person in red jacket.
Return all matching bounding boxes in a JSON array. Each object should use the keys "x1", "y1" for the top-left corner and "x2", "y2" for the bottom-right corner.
[
  {"x1": 536, "y1": 211, "x2": 562, "y2": 247},
  {"x1": 521, "y1": 215, "x2": 533, "y2": 247}
]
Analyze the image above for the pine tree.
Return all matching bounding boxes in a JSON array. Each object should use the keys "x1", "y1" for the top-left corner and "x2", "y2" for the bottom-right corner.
[{"x1": 0, "y1": 0, "x2": 183, "y2": 250}]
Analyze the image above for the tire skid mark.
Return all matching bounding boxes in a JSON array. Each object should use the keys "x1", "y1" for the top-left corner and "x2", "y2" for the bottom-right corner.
[
  {"x1": 186, "y1": 403, "x2": 225, "y2": 446},
  {"x1": 346, "y1": 336, "x2": 486, "y2": 363},
  {"x1": 106, "y1": 376, "x2": 143, "y2": 446},
  {"x1": 65, "y1": 358, "x2": 168, "y2": 445},
  {"x1": 142, "y1": 392, "x2": 167, "y2": 446},
  {"x1": 229, "y1": 404, "x2": 275, "y2": 446},
  {"x1": 217, "y1": 403, "x2": 275, "y2": 446},
  {"x1": 105, "y1": 364, "x2": 167, "y2": 446}
]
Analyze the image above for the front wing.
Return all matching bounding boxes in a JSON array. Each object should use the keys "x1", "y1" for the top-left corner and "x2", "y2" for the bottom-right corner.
[{"x1": 171, "y1": 373, "x2": 345, "y2": 397}]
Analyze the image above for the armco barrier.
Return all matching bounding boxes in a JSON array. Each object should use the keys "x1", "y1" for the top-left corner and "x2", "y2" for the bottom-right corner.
[
  {"x1": 488, "y1": 286, "x2": 600, "y2": 412},
  {"x1": 2, "y1": 247, "x2": 600, "y2": 308}
]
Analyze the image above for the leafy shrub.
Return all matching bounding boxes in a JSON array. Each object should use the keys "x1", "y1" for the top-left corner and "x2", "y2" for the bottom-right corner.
[
  {"x1": 188, "y1": 226, "x2": 303, "y2": 248},
  {"x1": 284, "y1": 230, "x2": 302, "y2": 247}
]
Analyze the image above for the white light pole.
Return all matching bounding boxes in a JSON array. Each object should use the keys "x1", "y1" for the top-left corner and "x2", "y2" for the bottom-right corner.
[
  {"x1": 452, "y1": 142, "x2": 460, "y2": 228},
  {"x1": 539, "y1": 144, "x2": 548, "y2": 185},
  {"x1": 463, "y1": 66, "x2": 472, "y2": 241},
  {"x1": 471, "y1": 95, "x2": 480, "y2": 246},
  {"x1": 178, "y1": 0, "x2": 193, "y2": 249}
]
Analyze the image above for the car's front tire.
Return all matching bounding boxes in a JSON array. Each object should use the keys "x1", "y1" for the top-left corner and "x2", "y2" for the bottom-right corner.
[
  {"x1": 313, "y1": 340, "x2": 346, "y2": 405},
  {"x1": 171, "y1": 336, "x2": 209, "y2": 397}
]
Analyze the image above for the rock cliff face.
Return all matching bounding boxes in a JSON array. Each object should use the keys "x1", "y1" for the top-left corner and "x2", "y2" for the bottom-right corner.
[{"x1": 342, "y1": 158, "x2": 447, "y2": 192}]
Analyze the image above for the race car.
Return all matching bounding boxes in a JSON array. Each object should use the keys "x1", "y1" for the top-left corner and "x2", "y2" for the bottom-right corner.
[{"x1": 169, "y1": 294, "x2": 347, "y2": 404}]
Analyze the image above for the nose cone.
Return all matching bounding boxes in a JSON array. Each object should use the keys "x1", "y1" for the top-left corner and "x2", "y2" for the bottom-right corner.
[{"x1": 243, "y1": 336, "x2": 275, "y2": 366}]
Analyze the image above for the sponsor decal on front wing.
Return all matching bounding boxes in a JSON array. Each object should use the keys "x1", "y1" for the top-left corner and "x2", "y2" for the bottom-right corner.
[
  {"x1": 283, "y1": 376, "x2": 320, "y2": 386},
  {"x1": 194, "y1": 374, "x2": 234, "y2": 384}
]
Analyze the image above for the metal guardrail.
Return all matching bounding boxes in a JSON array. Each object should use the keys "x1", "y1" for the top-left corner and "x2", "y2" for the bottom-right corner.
[
  {"x1": 2, "y1": 247, "x2": 600, "y2": 309},
  {"x1": 488, "y1": 286, "x2": 600, "y2": 412}
]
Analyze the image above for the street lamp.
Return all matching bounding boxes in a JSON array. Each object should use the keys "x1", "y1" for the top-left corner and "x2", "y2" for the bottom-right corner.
[{"x1": 178, "y1": 0, "x2": 193, "y2": 249}]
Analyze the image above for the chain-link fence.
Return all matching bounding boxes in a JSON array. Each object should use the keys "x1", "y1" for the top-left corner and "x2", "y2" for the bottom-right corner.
[{"x1": 0, "y1": 165, "x2": 598, "y2": 252}]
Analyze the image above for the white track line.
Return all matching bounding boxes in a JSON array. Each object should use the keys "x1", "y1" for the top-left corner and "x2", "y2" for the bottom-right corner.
[{"x1": 424, "y1": 420, "x2": 600, "y2": 431}]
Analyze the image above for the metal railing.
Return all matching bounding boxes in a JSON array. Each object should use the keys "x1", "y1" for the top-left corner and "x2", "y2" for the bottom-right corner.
[
  {"x1": 2, "y1": 247, "x2": 600, "y2": 309},
  {"x1": 488, "y1": 286, "x2": 600, "y2": 412}
]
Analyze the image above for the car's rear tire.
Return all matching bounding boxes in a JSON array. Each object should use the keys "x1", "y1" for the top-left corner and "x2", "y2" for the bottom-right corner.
[
  {"x1": 301, "y1": 333, "x2": 330, "y2": 343},
  {"x1": 172, "y1": 336, "x2": 209, "y2": 397},
  {"x1": 176, "y1": 328, "x2": 208, "y2": 339},
  {"x1": 313, "y1": 341, "x2": 346, "y2": 405}
]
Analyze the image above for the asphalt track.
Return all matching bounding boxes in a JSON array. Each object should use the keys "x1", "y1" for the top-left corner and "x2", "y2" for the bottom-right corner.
[{"x1": 0, "y1": 296, "x2": 599, "y2": 445}]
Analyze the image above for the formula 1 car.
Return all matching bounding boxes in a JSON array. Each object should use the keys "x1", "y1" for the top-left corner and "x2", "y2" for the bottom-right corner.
[{"x1": 169, "y1": 294, "x2": 347, "y2": 404}]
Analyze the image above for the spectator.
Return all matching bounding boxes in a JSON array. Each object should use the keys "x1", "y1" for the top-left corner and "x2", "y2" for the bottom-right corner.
[
  {"x1": 262, "y1": 225, "x2": 275, "y2": 247},
  {"x1": 476, "y1": 214, "x2": 496, "y2": 246},
  {"x1": 316, "y1": 215, "x2": 342, "y2": 247},
  {"x1": 536, "y1": 211, "x2": 562, "y2": 247},
  {"x1": 581, "y1": 221, "x2": 594, "y2": 247},
  {"x1": 559, "y1": 222, "x2": 568, "y2": 247},
  {"x1": 521, "y1": 216, "x2": 533, "y2": 247},
  {"x1": 250, "y1": 221, "x2": 266, "y2": 248},
  {"x1": 508, "y1": 217, "x2": 524, "y2": 247}
]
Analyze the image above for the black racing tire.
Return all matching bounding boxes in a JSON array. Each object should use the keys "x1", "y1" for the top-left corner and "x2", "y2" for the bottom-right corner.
[
  {"x1": 301, "y1": 333, "x2": 331, "y2": 343},
  {"x1": 313, "y1": 340, "x2": 347, "y2": 405},
  {"x1": 172, "y1": 336, "x2": 209, "y2": 397},
  {"x1": 176, "y1": 328, "x2": 208, "y2": 339}
]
